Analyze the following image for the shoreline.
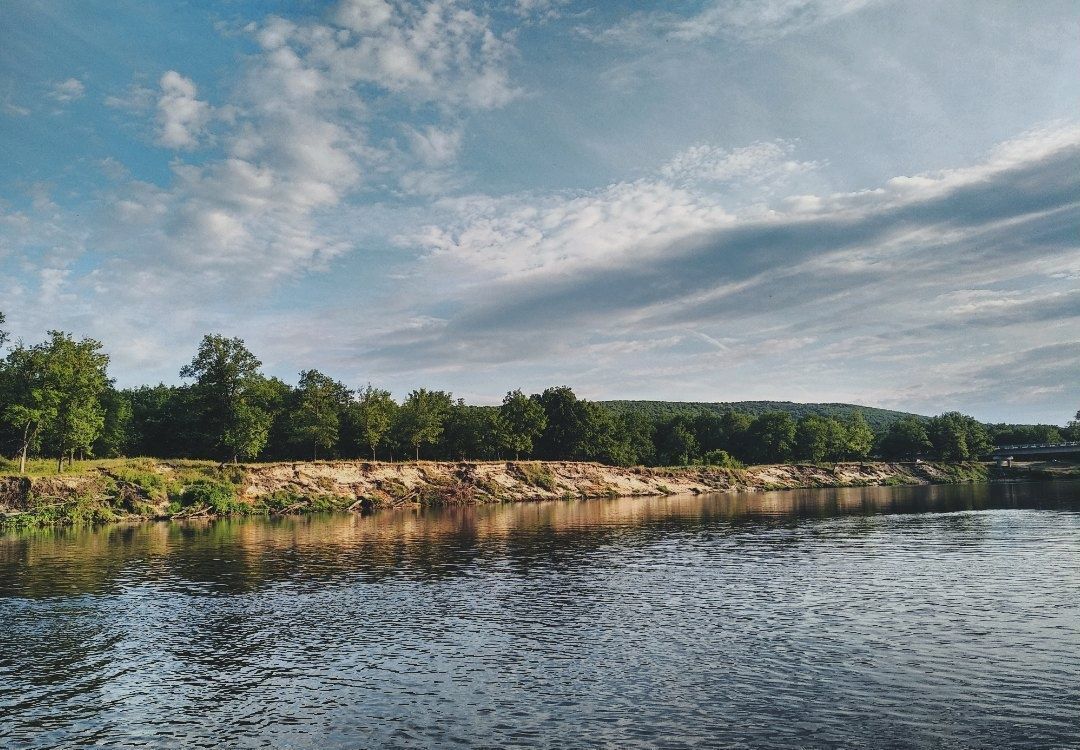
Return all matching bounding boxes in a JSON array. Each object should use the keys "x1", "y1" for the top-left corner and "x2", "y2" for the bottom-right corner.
[{"x1": 0, "y1": 458, "x2": 1016, "y2": 529}]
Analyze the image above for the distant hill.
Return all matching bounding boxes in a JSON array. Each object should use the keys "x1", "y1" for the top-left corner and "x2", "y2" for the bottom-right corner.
[{"x1": 600, "y1": 400, "x2": 925, "y2": 433}]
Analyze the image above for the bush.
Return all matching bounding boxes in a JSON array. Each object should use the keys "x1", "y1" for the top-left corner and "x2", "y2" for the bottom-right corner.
[
  {"x1": 110, "y1": 467, "x2": 169, "y2": 500},
  {"x1": 698, "y1": 450, "x2": 744, "y2": 470},
  {"x1": 519, "y1": 462, "x2": 557, "y2": 492},
  {"x1": 179, "y1": 480, "x2": 242, "y2": 514}
]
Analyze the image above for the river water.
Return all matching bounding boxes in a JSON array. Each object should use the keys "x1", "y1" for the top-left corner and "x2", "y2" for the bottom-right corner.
[{"x1": 1, "y1": 481, "x2": 1079, "y2": 749}]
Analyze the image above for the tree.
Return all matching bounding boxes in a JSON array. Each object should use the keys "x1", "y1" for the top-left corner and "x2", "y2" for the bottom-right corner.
[
  {"x1": 717, "y1": 411, "x2": 753, "y2": 460},
  {"x1": 37, "y1": 332, "x2": 111, "y2": 472},
  {"x1": 618, "y1": 411, "x2": 657, "y2": 467},
  {"x1": 396, "y1": 389, "x2": 452, "y2": 460},
  {"x1": 0, "y1": 310, "x2": 8, "y2": 349},
  {"x1": 0, "y1": 343, "x2": 55, "y2": 474},
  {"x1": 499, "y1": 389, "x2": 547, "y2": 460},
  {"x1": 125, "y1": 384, "x2": 199, "y2": 458},
  {"x1": 746, "y1": 412, "x2": 796, "y2": 464},
  {"x1": 250, "y1": 376, "x2": 294, "y2": 460},
  {"x1": 844, "y1": 411, "x2": 874, "y2": 460},
  {"x1": 94, "y1": 388, "x2": 133, "y2": 458},
  {"x1": 656, "y1": 416, "x2": 700, "y2": 465},
  {"x1": 879, "y1": 417, "x2": 932, "y2": 459},
  {"x1": 442, "y1": 402, "x2": 503, "y2": 460},
  {"x1": 533, "y1": 386, "x2": 583, "y2": 459},
  {"x1": 292, "y1": 370, "x2": 351, "y2": 460},
  {"x1": 180, "y1": 334, "x2": 269, "y2": 462},
  {"x1": 927, "y1": 412, "x2": 991, "y2": 461},
  {"x1": 795, "y1": 415, "x2": 832, "y2": 463},
  {"x1": 533, "y1": 386, "x2": 619, "y2": 461},
  {"x1": 222, "y1": 401, "x2": 272, "y2": 462},
  {"x1": 349, "y1": 385, "x2": 397, "y2": 461}
]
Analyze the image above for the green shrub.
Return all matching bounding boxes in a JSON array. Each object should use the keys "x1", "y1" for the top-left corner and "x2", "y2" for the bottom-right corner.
[
  {"x1": 310, "y1": 494, "x2": 353, "y2": 512},
  {"x1": 519, "y1": 462, "x2": 557, "y2": 492},
  {"x1": 179, "y1": 480, "x2": 242, "y2": 514},
  {"x1": 698, "y1": 450, "x2": 744, "y2": 469},
  {"x1": 110, "y1": 467, "x2": 169, "y2": 500}
]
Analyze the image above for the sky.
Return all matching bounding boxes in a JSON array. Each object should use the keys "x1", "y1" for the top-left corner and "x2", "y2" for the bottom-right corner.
[{"x1": 0, "y1": 0, "x2": 1078, "y2": 424}]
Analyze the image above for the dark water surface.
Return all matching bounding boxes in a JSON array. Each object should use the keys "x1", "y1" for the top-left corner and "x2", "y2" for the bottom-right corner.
[{"x1": 2, "y1": 481, "x2": 1079, "y2": 749}]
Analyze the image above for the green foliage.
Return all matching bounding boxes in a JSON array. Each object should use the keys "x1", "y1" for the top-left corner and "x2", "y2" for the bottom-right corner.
[
  {"x1": 1, "y1": 493, "x2": 119, "y2": 529},
  {"x1": 928, "y1": 412, "x2": 991, "y2": 461},
  {"x1": 602, "y1": 399, "x2": 919, "y2": 433},
  {"x1": 291, "y1": 369, "x2": 351, "y2": 459},
  {"x1": 178, "y1": 480, "x2": 242, "y2": 514},
  {"x1": 500, "y1": 389, "x2": 547, "y2": 459},
  {"x1": 698, "y1": 450, "x2": 743, "y2": 469},
  {"x1": 395, "y1": 388, "x2": 453, "y2": 460},
  {"x1": 109, "y1": 464, "x2": 169, "y2": 500},
  {"x1": 442, "y1": 402, "x2": 503, "y2": 460},
  {"x1": 518, "y1": 462, "x2": 557, "y2": 491},
  {"x1": 0, "y1": 330, "x2": 110, "y2": 473},
  {"x1": 349, "y1": 384, "x2": 397, "y2": 460},
  {"x1": 656, "y1": 416, "x2": 700, "y2": 465},
  {"x1": 180, "y1": 334, "x2": 270, "y2": 462},
  {"x1": 4, "y1": 320, "x2": 1063, "y2": 472},
  {"x1": 986, "y1": 422, "x2": 1065, "y2": 446},
  {"x1": 796, "y1": 415, "x2": 842, "y2": 463},
  {"x1": 879, "y1": 416, "x2": 932, "y2": 459},
  {"x1": 95, "y1": 388, "x2": 133, "y2": 458},
  {"x1": 844, "y1": 411, "x2": 874, "y2": 460},
  {"x1": 746, "y1": 412, "x2": 797, "y2": 464}
]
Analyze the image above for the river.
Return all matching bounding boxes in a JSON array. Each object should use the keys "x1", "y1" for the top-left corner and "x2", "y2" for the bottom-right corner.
[{"x1": 2, "y1": 481, "x2": 1079, "y2": 749}]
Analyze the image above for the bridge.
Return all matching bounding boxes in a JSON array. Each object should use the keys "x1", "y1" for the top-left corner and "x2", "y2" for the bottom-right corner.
[{"x1": 990, "y1": 441, "x2": 1080, "y2": 460}]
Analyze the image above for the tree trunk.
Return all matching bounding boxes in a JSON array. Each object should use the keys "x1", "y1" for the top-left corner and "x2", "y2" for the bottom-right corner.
[
  {"x1": 19, "y1": 422, "x2": 30, "y2": 475},
  {"x1": 57, "y1": 455, "x2": 64, "y2": 474},
  {"x1": 371, "y1": 447, "x2": 376, "y2": 462},
  {"x1": 313, "y1": 439, "x2": 318, "y2": 462},
  {"x1": 415, "y1": 445, "x2": 419, "y2": 461}
]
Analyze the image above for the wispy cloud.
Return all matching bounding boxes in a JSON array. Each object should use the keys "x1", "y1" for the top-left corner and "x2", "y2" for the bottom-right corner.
[
  {"x1": 370, "y1": 124, "x2": 1080, "y2": 418},
  {"x1": 48, "y1": 77, "x2": 85, "y2": 102},
  {"x1": 593, "y1": 0, "x2": 882, "y2": 44}
]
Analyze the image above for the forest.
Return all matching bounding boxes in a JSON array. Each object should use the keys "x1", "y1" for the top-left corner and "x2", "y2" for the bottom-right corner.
[{"x1": 1, "y1": 316, "x2": 1076, "y2": 474}]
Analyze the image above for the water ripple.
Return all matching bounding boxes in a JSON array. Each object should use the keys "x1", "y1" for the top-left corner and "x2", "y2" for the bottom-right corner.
[{"x1": 1, "y1": 481, "x2": 1079, "y2": 748}]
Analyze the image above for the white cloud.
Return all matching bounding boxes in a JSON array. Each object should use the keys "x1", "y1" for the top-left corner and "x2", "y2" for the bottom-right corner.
[
  {"x1": 48, "y1": 77, "x2": 85, "y2": 102},
  {"x1": 672, "y1": 0, "x2": 878, "y2": 41},
  {"x1": 594, "y1": 0, "x2": 880, "y2": 44},
  {"x1": 406, "y1": 124, "x2": 463, "y2": 166},
  {"x1": 661, "y1": 140, "x2": 820, "y2": 185},
  {"x1": 104, "y1": 83, "x2": 155, "y2": 112},
  {"x1": 2, "y1": 96, "x2": 29, "y2": 117},
  {"x1": 298, "y1": 0, "x2": 520, "y2": 108},
  {"x1": 155, "y1": 71, "x2": 212, "y2": 149},
  {"x1": 403, "y1": 178, "x2": 733, "y2": 280},
  {"x1": 369, "y1": 123, "x2": 1080, "y2": 418},
  {"x1": 333, "y1": 0, "x2": 394, "y2": 32},
  {"x1": 83, "y1": 0, "x2": 524, "y2": 301}
]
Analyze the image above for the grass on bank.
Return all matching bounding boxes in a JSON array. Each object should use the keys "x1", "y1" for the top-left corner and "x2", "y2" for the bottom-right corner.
[{"x1": 0, "y1": 458, "x2": 290, "y2": 529}]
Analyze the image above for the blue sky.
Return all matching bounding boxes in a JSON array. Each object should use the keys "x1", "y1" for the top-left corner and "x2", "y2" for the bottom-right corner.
[{"x1": 1, "y1": 0, "x2": 1078, "y2": 423}]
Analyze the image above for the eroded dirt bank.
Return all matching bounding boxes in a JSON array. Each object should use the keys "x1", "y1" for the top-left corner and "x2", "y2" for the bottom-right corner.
[
  {"x1": 1, "y1": 459, "x2": 989, "y2": 526},
  {"x1": 242, "y1": 459, "x2": 989, "y2": 505}
]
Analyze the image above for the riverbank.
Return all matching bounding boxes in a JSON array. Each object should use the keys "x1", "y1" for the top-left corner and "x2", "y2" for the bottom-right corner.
[{"x1": 0, "y1": 458, "x2": 1000, "y2": 528}]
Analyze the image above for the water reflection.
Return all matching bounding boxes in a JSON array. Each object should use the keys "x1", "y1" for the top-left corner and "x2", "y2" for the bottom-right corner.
[
  {"x1": 2, "y1": 481, "x2": 1079, "y2": 749},
  {"x1": 2, "y1": 481, "x2": 1079, "y2": 598}
]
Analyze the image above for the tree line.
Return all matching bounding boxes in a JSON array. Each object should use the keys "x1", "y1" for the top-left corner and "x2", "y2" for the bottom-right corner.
[{"x1": 1, "y1": 320, "x2": 1076, "y2": 474}]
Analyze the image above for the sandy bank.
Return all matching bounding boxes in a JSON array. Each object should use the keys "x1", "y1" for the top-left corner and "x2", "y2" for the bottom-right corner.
[{"x1": 0, "y1": 459, "x2": 991, "y2": 526}]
